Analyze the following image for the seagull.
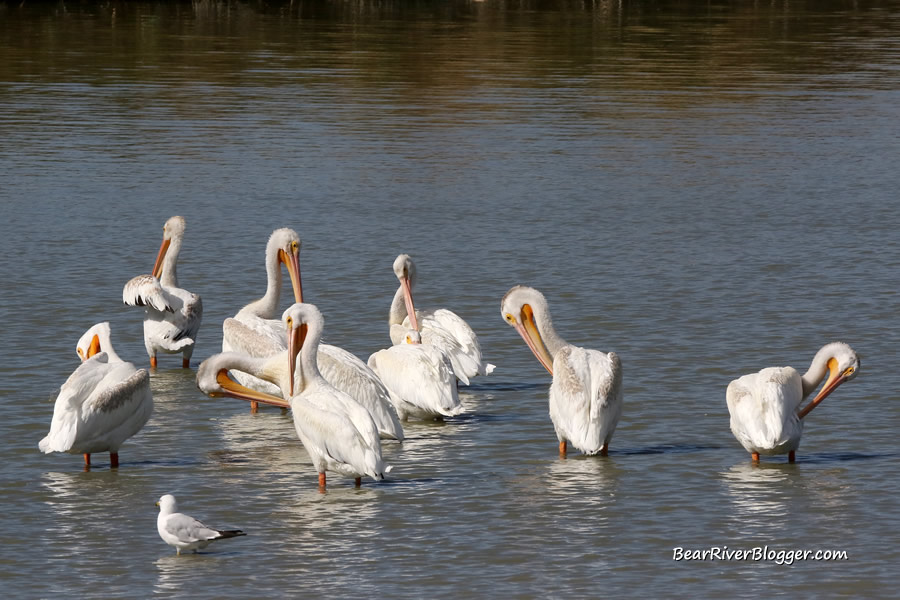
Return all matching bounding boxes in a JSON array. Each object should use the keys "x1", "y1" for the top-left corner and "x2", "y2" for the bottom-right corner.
[{"x1": 156, "y1": 494, "x2": 246, "y2": 555}]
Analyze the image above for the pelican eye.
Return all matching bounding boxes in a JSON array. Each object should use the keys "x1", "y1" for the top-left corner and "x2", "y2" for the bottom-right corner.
[
  {"x1": 505, "y1": 313, "x2": 515, "y2": 323},
  {"x1": 77, "y1": 348, "x2": 84, "y2": 358},
  {"x1": 845, "y1": 367, "x2": 855, "y2": 375},
  {"x1": 291, "y1": 241, "x2": 299, "y2": 253},
  {"x1": 286, "y1": 317, "x2": 293, "y2": 328}
]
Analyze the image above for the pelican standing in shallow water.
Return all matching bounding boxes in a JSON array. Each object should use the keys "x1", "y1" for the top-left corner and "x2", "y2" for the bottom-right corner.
[
  {"x1": 39, "y1": 323, "x2": 153, "y2": 469},
  {"x1": 368, "y1": 326, "x2": 463, "y2": 421},
  {"x1": 201, "y1": 303, "x2": 390, "y2": 490},
  {"x1": 501, "y1": 286, "x2": 623, "y2": 458},
  {"x1": 726, "y1": 342, "x2": 860, "y2": 463},
  {"x1": 123, "y1": 216, "x2": 203, "y2": 368},
  {"x1": 390, "y1": 254, "x2": 495, "y2": 385}
]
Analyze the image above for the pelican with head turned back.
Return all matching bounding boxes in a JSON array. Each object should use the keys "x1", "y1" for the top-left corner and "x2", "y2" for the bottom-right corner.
[
  {"x1": 200, "y1": 303, "x2": 390, "y2": 490},
  {"x1": 123, "y1": 216, "x2": 203, "y2": 369},
  {"x1": 368, "y1": 326, "x2": 463, "y2": 421},
  {"x1": 726, "y1": 342, "x2": 860, "y2": 463},
  {"x1": 501, "y1": 285, "x2": 623, "y2": 458},
  {"x1": 390, "y1": 254, "x2": 495, "y2": 385},
  {"x1": 39, "y1": 323, "x2": 153, "y2": 469}
]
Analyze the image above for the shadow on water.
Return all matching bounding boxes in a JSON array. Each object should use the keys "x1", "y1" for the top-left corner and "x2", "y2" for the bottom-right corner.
[
  {"x1": 462, "y1": 381, "x2": 547, "y2": 393},
  {"x1": 612, "y1": 443, "x2": 722, "y2": 456},
  {"x1": 794, "y1": 451, "x2": 895, "y2": 464}
]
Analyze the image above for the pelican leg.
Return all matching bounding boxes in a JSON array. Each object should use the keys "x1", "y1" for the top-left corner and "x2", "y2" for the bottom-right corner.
[
  {"x1": 318, "y1": 472, "x2": 326, "y2": 490},
  {"x1": 110, "y1": 453, "x2": 119, "y2": 468},
  {"x1": 559, "y1": 440, "x2": 567, "y2": 458},
  {"x1": 182, "y1": 357, "x2": 190, "y2": 369},
  {"x1": 354, "y1": 477, "x2": 361, "y2": 488},
  {"x1": 600, "y1": 444, "x2": 609, "y2": 457},
  {"x1": 150, "y1": 356, "x2": 158, "y2": 369},
  {"x1": 250, "y1": 401, "x2": 259, "y2": 414},
  {"x1": 788, "y1": 451, "x2": 796, "y2": 463},
  {"x1": 751, "y1": 452, "x2": 760, "y2": 462},
  {"x1": 83, "y1": 453, "x2": 91, "y2": 470}
]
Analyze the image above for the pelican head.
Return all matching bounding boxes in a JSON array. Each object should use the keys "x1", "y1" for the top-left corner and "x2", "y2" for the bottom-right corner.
[
  {"x1": 268, "y1": 228, "x2": 303, "y2": 304},
  {"x1": 75, "y1": 322, "x2": 111, "y2": 362},
  {"x1": 152, "y1": 216, "x2": 185, "y2": 278},
  {"x1": 392, "y1": 254, "x2": 418, "y2": 331},
  {"x1": 400, "y1": 328, "x2": 421, "y2": 345},
  {"x1": 283, "y1": 303, "x2": 323, "y2": 396},
  {"x1": 196, "y1": 352, "x2": 289, "y2": 408},
  {"x1": 798, "y1": 342, "x2": 860, "y2": 418},
  {"x1": 501, "y1": 285, "x2": 555, "y2": 375}
]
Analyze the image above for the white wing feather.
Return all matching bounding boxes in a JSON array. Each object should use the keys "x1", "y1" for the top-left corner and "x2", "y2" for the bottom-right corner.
[
  {"x1": 726, "y1": 367, "x2": 804, "y2": 455},
  {"x1": 368, "y1": 344, "x2": 462, "y2": 420}
]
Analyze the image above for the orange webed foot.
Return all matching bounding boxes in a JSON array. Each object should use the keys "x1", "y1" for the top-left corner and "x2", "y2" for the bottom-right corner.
[
  {"x1": 182, "y1": 357, "x2": 190, "y2": 369},
  {"x1": 110, "y1": 453, "x2": 119, "y2": 468},
  {"x1": 559, "y1": 440, "x2": 567, "y2": 459},
  {"x1": 751, "y1": 452, "x2": 760, "y2": 462},
  {"x1": 788, "y1": 451, "x2": 796, "y2": 463},
  {"x1": 150, "y1": 356, "x2": 158, "y2": 369}
]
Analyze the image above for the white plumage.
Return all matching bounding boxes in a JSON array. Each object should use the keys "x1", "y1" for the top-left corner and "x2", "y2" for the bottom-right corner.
[
  {"x1": 122, "y1": 215, "x2": 202, "y2": 369},
  {"x1": 726, "y1": 342, "x2": 860, "y2": 462},
  {"x1": 39, "y1": 322, "x2": 153, "y2": 468},
  {"x1": 156, "y1": 494, "x2": 245, "y2": 555},
  {"x1": 389, "y1": 254, "x2": 494, "y2": 384},
  {"x1": 368, "y1": 327, "x2": 463, "y2": 421},
  {"x1": 501, "y1": 285, "x2": 622, "y2": 457}
]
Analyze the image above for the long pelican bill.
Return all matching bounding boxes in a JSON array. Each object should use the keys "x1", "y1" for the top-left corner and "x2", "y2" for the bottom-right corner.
[
  {"x1": 287, "y1": 322, "x2": 308, "y2": 397},
  {"x1": 87, "y1": 334, "x2": 102, "y2": 359},
  {"x1": 152, "y1": 238, "x2": 171, "y2": 279},
  {"x1": 798, "y1": 357, "x2": 848, "y2": 419},
  {"x1": 515, "y1": 304, "x2": 554, "y2": 375},
  {"x1": 400, "y1": 275, "x2": 418, "y2": 331},
  {"x1": 212, "y1": 369, "x2": 289, "y2": 408},
  {"x1": 279, "y1": 248, "x2": 303, "y2": 303}
]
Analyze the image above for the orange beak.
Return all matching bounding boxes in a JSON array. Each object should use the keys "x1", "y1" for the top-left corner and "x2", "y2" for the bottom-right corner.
[
  {"x1": 210, "y1": 369, "x2": 289, "y2": 408},
  {"x1": 87, "y1": 334, "x2": 102, "y2": 359},
  {"x1": 279, "y1": 248, "x2": 303, "y2": 304},
  {"x1": 152, "y1": 238, "x2": 171, "y2": 279},
  {"x1": 798, "y1": 360, "x2": 848, "y2": 419},
  {"x1": 400, "y1": 275, "x2": 418, "y2": 331},
  {"x1": 287, "y1": 322, "x2": 307, "y2": 397},
  {"x1": 513, "y1": 304, "x2": 554, "y2": 375}
]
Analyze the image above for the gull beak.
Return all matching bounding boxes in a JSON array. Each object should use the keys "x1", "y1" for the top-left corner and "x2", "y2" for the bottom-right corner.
[
  {"x1": 280, "y1": 249, "x2": 303, "y2": 304},
  {"x1": 400, "y1": 274, "x2": 418, "y2": 331},
  {"x1": 152, "y1": 238, "x2": 171, "y2": 279},
  {"x1": 211, "y1": 369, "x2": 289, "y2": 408},
  {"x1": 513, "y1": 304, "x2": 554, "y2": 375}
]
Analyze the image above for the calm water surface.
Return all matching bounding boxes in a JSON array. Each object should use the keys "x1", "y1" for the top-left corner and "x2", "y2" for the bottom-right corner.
[{"x1": 1, "y1": 1, "x2": 899, "y2": 597}]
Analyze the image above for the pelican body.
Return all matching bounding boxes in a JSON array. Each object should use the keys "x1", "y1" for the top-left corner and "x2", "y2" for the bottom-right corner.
[
  {"x1": 39, "y1": 323, "x2": 153, "y2": 469},
  {"x1": 390, "y1": 254, "x2": 494, "y2": 384},
  {"x1": 368, "y1": 327, "x2": 463, "y2": 421},
  {"x1": 200, "y1": 303, "x2": 390, "y2": 489},
  {"x1": 726, "y1": 342, "x2": 860, "y2": 462},
  {"x1": 122, "y1": 216, "x2": 202, "y2": 369},
  {"x1": 156, "y1": 494, "x2": 245, "y2": 555},
  {"x1": 501, "y1": 286, "x2": 622, "y2": 457}
]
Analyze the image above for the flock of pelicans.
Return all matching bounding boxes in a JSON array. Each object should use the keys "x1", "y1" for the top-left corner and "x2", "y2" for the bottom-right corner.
[{"x1": 38, "y1": 216, "x2": 862, "y2": 552}]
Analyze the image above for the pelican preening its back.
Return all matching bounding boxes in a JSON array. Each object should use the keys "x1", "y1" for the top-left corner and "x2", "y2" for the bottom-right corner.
[
  {"x1": 200, "y1": 303, "x2": 390, "y2": 489},
  {"x1": 390, "y1": 254, "x2": 495, "y2": 385},
  {"x1": 122, "y1": 215, "x2": 203, "y2": 369},
  {"x1": 501, "y1": 285, "x2": 623, "y2": 458},
  {"x1": 368, "y1": 326, "x2": 464, "y2": 421},
  {"x1": 39, "y1": 322, "x2": 153, "y2": 469},
  {"x1": 726, "y1": 342, "x2": 860, "y2": 463}
]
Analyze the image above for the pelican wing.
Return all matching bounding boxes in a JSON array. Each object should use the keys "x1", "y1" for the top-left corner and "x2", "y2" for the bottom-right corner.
[
  {"x1": 40, "y1": 355, "x2": 111, "y2": 453},
  {"x1": 222, "y1": 316, "x2": 285, "y2": 357},
  {"x1": 726, "y1": 367, "x2": 803, "y2": 453},
  {"x1": 368, "y1": 345, "x2": 462, "y2": 418},
  {"x1": 123, "y1": 274, "x2": 173, "y2": 313},
  {"x1": 172, "y1": 291, "x2": 202, "y2": 343}
]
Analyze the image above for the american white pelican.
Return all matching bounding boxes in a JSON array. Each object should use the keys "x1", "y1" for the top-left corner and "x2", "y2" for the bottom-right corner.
[
  {"x1": 501, "y1": 285, "x2": 623, "y2": 458},
  {"x1": 122, "y1": 216, "x2": 203, "y2": 369},
  {"x1": 368, "y1": 326, "x2": 463, "y2": 421},
  {"x1": 201, "y1": 303, "x2": 390, "y2": 489},
  {"x1": 39, "y1": 322, "x2": 153, "y2": 469},
  {"x1": 390, "y1": 254, "x2": 495, "y2": 385},
  {"x1": 156, "y1": 494, "x2": 245, "y2": 555},
  {"x1": 222, "y1": 230, "x2": 404, "y2": 441},
  {"x1": 726, "y1": 342, "x2": 860, "y2": 462}
]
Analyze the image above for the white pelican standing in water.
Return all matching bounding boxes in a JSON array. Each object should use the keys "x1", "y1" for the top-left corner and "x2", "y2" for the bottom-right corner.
[
  {"x1": 122, "y1": 216, "x2": 203, "y2": 369},
  {"x1": 200, "y1": 304, "x2": 390, "y2": 489},
  {"x1": 39, "y1": 323, "x2": 153, "y2": 469},
  {"x1": 726, "y1": 342, "x2": 860, "y2": 463},
  {"x1": 390, "y1": 254, "x2": 495, "y2": 385},
  {"x1": 501, "y1": 286, "x2": 623, "y2": 458},
  {"x1": 222, "y1": 230, "x2": 403, "y2": 441},
  {"x1": 368, "y1": 326, "x2": 463, "y2": 421}
]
